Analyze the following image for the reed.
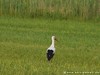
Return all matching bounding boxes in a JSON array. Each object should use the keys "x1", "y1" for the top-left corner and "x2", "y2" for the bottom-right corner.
[{"x1": 0, "y1": 0, "x2": 100, "y2": 20}]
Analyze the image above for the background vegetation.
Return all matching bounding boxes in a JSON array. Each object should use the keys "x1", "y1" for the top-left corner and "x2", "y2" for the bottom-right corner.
[{"x1": 0, "y1": 0, "x2": 100, "y2": 20}]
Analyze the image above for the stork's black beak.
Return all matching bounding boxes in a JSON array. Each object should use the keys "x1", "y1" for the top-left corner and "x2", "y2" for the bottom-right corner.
[{"x1": 55, "y1": 38, "x2": 58, "y2": 42}]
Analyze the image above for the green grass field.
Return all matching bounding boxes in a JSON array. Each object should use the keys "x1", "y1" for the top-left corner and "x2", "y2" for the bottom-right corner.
[{"x1": 0, "y1": 17, "x2": 100, "y2": 75}]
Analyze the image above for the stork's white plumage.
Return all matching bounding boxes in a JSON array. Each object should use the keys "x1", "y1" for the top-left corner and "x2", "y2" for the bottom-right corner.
[{"x1": 46, "y1": 36, "x2": 57, "y2": 61}]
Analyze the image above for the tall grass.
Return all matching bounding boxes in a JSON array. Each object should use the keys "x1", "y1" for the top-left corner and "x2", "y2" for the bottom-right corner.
[{"x1": 0, "y1": 0, "x2": 100, "y2": 20}]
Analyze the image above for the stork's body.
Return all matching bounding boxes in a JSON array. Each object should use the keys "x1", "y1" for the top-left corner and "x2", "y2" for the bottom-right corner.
[{"x1": 47, "y1": 36, "x2": 56, "y2": 61}]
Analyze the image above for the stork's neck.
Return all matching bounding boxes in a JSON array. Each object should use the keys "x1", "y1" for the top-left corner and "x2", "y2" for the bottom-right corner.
[{"x1": 50, "y1": 38, "x2": 55, "y2": 48}]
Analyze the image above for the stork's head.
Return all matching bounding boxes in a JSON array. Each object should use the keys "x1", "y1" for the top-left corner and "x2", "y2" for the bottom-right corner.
[{"x1": 52, "y1": 36, "x2": 58, "y2": 41}]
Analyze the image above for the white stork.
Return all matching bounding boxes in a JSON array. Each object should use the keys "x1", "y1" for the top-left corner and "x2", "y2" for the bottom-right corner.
[{"x1": 46, "y1": 36, "x2": 57, "y2": 61}]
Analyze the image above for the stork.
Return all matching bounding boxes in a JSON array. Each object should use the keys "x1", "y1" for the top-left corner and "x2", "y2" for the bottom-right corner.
[{"x1": 46, "y1": 36, "x2": 57, "y2": 61}]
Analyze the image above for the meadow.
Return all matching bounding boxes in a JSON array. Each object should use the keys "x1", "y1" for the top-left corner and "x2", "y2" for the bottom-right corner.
[{"x1": 0, "y1": 17, "x2": 100, "y2": 75}]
